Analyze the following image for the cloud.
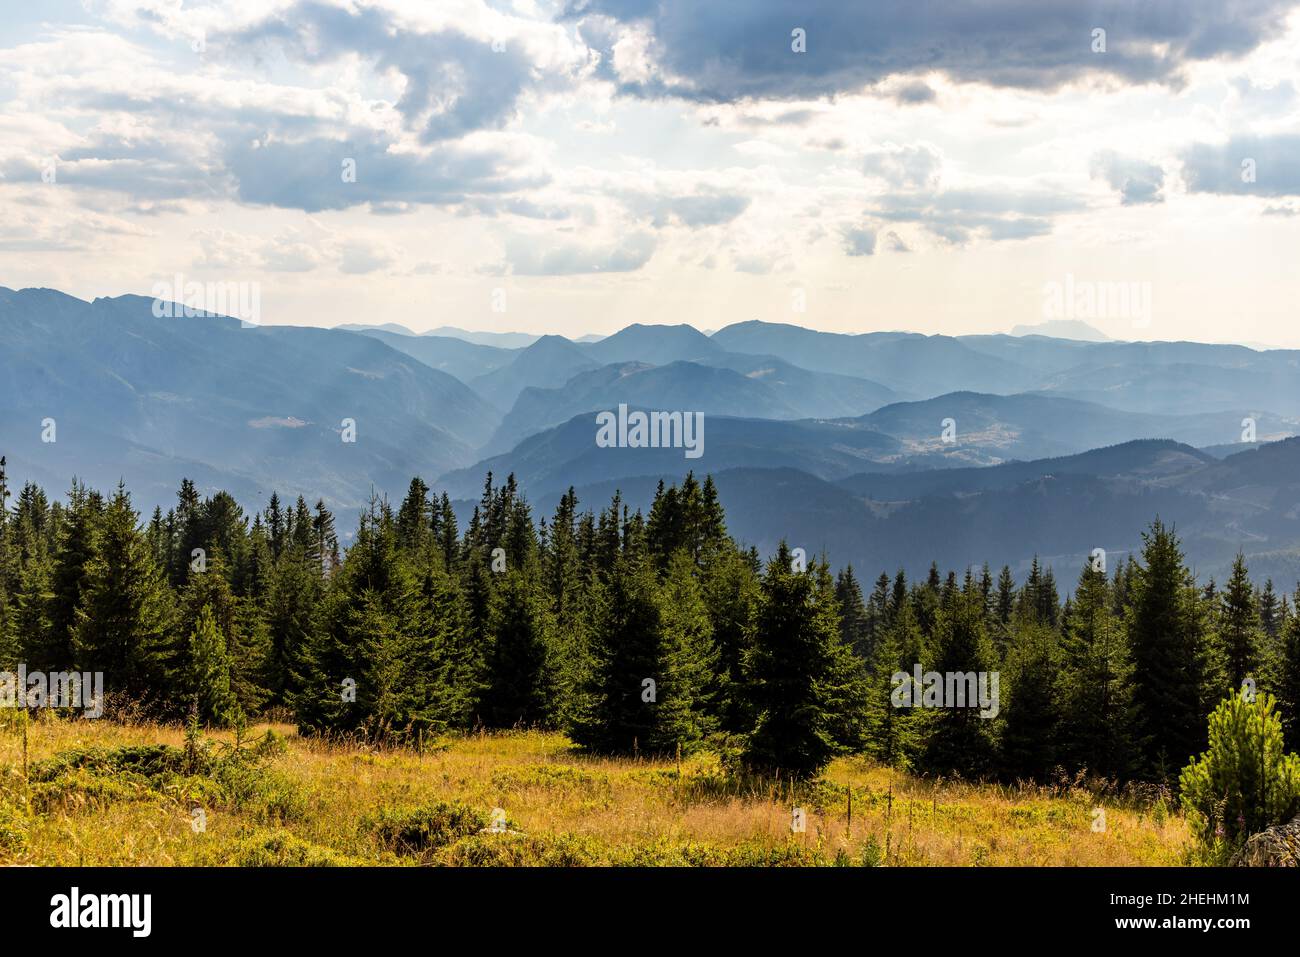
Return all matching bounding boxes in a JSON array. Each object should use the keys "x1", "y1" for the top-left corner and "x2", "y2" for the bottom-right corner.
[
  {"x1": 504, "y1": 230, "x2": 656, "y2": 274},
  {"x1": 862, "y1": 143, "x2": 942, "y2": 189},
  {"x1": 215, "y1": 1, "x2": 591, "y2": 143},
  {"x1": 224, "y1": 134, "x2": 549, "y2": 212},
  {"x1": 1091, "y1": 150, "x2": 1166, "y2": 204},
  {"x1": 1180, "y1": 134, "x2": 1300, "y2": 196},
  {"x1": 565, "y1": 0, "x2": 1298, "y2": 101},
  {"x1": 0, "y1": 7, "x2": 567, "y2": 213},
  {"x1": 883, "y1": 230, "x2": 911, "y2": 252},
  {"x1": 840, "y1": 225, "x2": 877, "y2": 256},
  {"x1": 868, "y1": 186, "x2": 1081, "y2": 244},
  {"x1": 615, "y1": 186, "x2": 752, "y2": 228}
]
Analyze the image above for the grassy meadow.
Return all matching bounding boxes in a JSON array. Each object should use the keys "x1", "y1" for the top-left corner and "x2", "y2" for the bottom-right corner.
[{"x1": 0, "y1": 714, "x2": 1191, "y2": 866}]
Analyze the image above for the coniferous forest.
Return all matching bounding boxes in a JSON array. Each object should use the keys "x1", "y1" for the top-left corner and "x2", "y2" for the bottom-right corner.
[{"x1": 5, "y1": 455, "x2": 1300, "y2": 792}]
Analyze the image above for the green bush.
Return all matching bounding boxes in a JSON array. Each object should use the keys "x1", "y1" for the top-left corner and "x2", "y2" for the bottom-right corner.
[
  {"x1": 200, "y1": 829, "x2": 356, "y2": 867},
  {"x1": 365, "y1": 801, "x2": 487, "y2": 855},
  {"x1": 1179, "y1": 692, "x2": 1300, "y2": 854}
]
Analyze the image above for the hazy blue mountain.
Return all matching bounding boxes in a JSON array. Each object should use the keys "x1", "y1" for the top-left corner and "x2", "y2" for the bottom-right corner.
[
  {"x1": 693, "y1": 352, "x2": 901, "y2": 415},
  {"x1": 513, "y1": 439, "x2": 1300, "y2": 586},
  {"x1": 582, "y1": 322, "x2": 724, "y2": 365},
  {"x1": 834, "y1": 439, "x2": 1216, "y2": 500},
  {"x1": 1033, "y1": 360, "x2": 1300, "y2": 417},
  {"x1": 469, "y1": 334, "x2": 599, "y2": 410},
  {"x1": 482, "y1": 361, "x2": 809, "y2": 457},
  {"x1": 1009, "y1": 319, "x2": 1111, "y2": 341},
  {"x1": 853, "y1": 391, "x2": 1295, "y2": 467},
  {"x1": 440, "y1": 410, "x2": 902, "y2": 498},
  {"x1": 0, "y1": 288, "x2": 500, "y2": 511},
  {"x1": 711, "y1": 321, "x2": 1039, "y2": 394},
  {"x1": 337, "y1": 322, "x2": 418, "y2": 336},
  {"x1": 425, "y1": 326, "x2": 539, "y2": 348},
  {"x1": 347, "y1": 327, "x2": 515, "y2": 382},
  {"x1": 450, "y1": 388, "x2": 1296, "y2": 505},
  {"x1": 483, "y1": 354, "x2": 901, "y2": 456}
]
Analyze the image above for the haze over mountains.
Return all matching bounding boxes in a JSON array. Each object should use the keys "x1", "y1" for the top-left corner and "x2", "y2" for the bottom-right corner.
[{"x1": 4, "y1": 284, "x2": 1300, "y2": 582}]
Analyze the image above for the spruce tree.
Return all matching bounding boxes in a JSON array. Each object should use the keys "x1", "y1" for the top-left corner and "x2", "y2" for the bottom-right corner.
[
  {"x1": 481, "y1": 567, "x2": 554, "y2": 729},
  {"x1": 921, "y1": 586, "x2": 997, "y2": 777},
  {"x1": 999, "y1": 616, "x2": 1058, "y2": 781},
  {"x1": 1216, "y1": 553, "x2": 1263, "y2": 694},
  {"x1": 72, "y1": 484, "x2": 173, "y2": 702},
  {"x1": 742, "y1": 544, "x2": 865, "y2": 778},
  {"x1": 568, "y1": 546, "x2": 664, "y2": 754},
  {"x1": 653, "y1": 549, "x2": 720, "y2": 753},
  {"x1": 1126, "y1": 519, "x2": 1208, "y2": 781},
  {"x1": 185, "y1": 604, "x2": 240, "y2": 726},
  {"x1": 1056, "y1": 562, "x2": 1135, "y2": 779}
]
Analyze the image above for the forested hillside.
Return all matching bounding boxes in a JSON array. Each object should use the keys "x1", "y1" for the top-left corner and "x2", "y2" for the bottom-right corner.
[{"x1": 4, "y1": 455, "x2": 1299, "y2": 787}]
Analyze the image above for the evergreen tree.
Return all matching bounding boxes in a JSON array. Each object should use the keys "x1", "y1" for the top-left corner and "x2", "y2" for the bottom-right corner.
[
  {"x1": 72, "y1": 484, "x2": 173, "y2": 702},
  {"x1": 481, "y1": 567, "x2": 554, "y2": 729},
  {"x1": 185, "y1": 604, "x2": 240, "y2": 726},
  {"x1": 921, "y1": 587, "x2": 997, "y2": 777},
  {"x1": 834, "y1": 565, "x2": 870, "y2": 659},
  {"x1": 1215, "y1": 553, "x2": 1263, "y2": 695},
  {"x1": 1056, "y1": 562, "x2": 1135, "y2": 779},
  {"x1": 568, "y1": 546, "x2": 664, "y2": 754},
  {"x1": 1126, "y1": 519, "x2": 1208, "y2": 781},
  {"x1": 741, "y1": 544, "x2": 866, "y2": 778},
  {"x1": 653, "y1": 549, "x2": 720, "y2": 752},
  {"x1": 999, "y1": 616, "x2": 1058, "y2": 781}
]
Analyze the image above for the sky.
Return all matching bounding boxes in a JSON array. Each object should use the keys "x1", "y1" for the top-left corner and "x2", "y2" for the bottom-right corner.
[{"x1": 1, "y1": 0, "x2": 1299, "y2": 345}]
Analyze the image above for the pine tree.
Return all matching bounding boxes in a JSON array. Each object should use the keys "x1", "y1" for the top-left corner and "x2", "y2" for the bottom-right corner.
[
  {"x1": 1215, "y1": 553, "x2": 1263, "y2": 695},
  {"x1": 568, "y1": 547, "x2": 664, "y2": 754},
  {"x1": 863, "y1": 597, "x2": 925, "y2": 768},
  {"x1": 653, "y1": 549, "x2": 719, "y2": 753},
  {"x1": 999, "y1": 616, "x2": 1058, "y2": 781},
  {"x1": 741, "y1": 544, "x2": 866, "y2": 778},
  {"x1": 1277, "y1": 610, "x2": 1300, "y2": 747},
  {"x1": 185, "y1": 604, "x2": 240, "y2": 727},
  {"x1": 481, "y1": 567, "x2": 554, "y2": 729},
  {"x1": 72, "y1": 484, "x2": 173, "y2": 702},
  {"x1": 834, "y1": 565, "x2": 870, "y2": 659},
  {"x1": 921, "y1": 586, "x2": 997, "y2": 777},
  {"x1": 1056, "y1": 562, "x2": 1135, "y2": 779},
  {"x1": 701, "y1": 545, "x2": 759, "y2": 737},
  {"x1": 46, "y1": 482, "x2": 101, "y2": 670},
  {"x1": 1126, "y1": 519, "x2": 1208, "y2": 782}
]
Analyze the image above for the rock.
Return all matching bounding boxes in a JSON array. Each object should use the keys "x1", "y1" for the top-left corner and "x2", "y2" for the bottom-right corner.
[{"x1": 1230, "y1": 814, "x2": 1300, "y2": 866}]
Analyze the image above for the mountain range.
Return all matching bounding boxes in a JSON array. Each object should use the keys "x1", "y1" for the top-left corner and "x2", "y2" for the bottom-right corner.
[{"x1": 4, "y1": 284, "x2": 1300, "y2": 582}]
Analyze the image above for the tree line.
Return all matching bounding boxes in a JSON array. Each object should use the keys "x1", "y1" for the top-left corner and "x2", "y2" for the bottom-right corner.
[{"x1": 2, "y1": 455, "x2": 1299, "y2": 783}]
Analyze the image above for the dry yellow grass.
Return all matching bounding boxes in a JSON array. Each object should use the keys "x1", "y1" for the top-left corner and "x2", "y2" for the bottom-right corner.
[{"x1": 0, "y1": 713, "x2": 1191, "y2": 866}]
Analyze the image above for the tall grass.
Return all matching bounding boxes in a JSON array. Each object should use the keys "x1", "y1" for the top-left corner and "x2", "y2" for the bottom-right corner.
[{"x1": 0, "y1": 712, "x2": 1190, "y2": 866}]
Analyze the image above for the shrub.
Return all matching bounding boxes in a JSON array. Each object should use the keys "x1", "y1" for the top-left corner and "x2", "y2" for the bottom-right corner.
[
  {"x1": 1179, "y1": 692, "x2": 1300, "y2": 856},
  {"x1": 365, "y1": 801, "x2": 487, "y2": 855},
  {"x1": 199, "y1": 829, "x2": 356, "y2": 867}
]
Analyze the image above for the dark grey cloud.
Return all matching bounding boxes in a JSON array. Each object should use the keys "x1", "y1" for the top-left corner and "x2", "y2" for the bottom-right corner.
[
  {"x1": 1181, "y1": 134, "x2": 1300, "y2": 196},
  {"x1": 1091, "y1": 150, "x2": 1166, "y2": 204},
  {"x1": 567, "y1": 0, "x2": 1298, "y2": 101},
  {"x1": 216, "y1": 2, "x2": 570, "y2": 143}
]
